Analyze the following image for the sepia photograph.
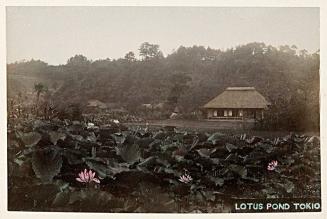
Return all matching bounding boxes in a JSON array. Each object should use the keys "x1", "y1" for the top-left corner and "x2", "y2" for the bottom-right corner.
[{"x1": 5, "y1": 5, "x2": 322, "y2": 214}]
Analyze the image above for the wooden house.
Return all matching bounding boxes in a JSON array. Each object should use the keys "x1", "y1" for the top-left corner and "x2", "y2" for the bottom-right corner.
[{"x1": 202, "y1": 87, "x2": 270, "y2": 120}]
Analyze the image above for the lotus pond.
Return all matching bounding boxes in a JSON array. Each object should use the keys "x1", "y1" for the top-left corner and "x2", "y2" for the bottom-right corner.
[{"x1": 7, "y1": 119, "x2": 320, "y2": 213}]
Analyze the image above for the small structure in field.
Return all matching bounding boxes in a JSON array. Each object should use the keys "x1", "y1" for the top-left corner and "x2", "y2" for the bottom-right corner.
[
  {"x1": 87, "y1": 99, "x2": 108, "y2": 109},
  {"x1": 202, "y1": 87, "x2": 270, "y2": 120},
  {"x1": 141, "y1": 103, "x2": 165, "y2": 110},
  {"x1": 86, "y1": 99, "x2": 127, "y2": 113}
]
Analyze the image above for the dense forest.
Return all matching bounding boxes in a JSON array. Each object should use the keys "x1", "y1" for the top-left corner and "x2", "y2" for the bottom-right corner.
[{"x1": 7, "y1": 42, "x2": 320, "y2": 131}]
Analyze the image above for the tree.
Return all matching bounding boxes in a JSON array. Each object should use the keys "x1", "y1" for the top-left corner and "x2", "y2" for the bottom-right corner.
[
  {"x1": 34, "y1": 82, "x2": 47, "y2": 102},
  {"x1": 299, "y1": 49, "x2": 308, "y2": 57},
  {"x1": 166, "y1": 72, "x2": 192, "y2": 108},
  {"x1": 291, "y1": 45, "x2": 298, "y2": 50},
  {"x1": 279, "y1": 45, "x2": 296, "y2": 55},
  {"x1": 139, "y1": 42, "x2": 163, "y2": 60},
  {"x1": 65, "y1": 55, "x2": 92, "y2": 81},
  {"x1": 66, "y1": 55, "x2": 91, "y2": 67},
  {"x1": 124, "y1": 51, "x2": 136, "y2": 62}
]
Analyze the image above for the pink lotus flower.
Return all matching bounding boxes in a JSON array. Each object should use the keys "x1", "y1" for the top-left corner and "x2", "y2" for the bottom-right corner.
[
  {"x1": 76, "y1": 169, "x2": 100, "y2": 184},
  {"x1": 179, "y1": 173, "x2": 193, "y2": 183},
  {"x1": 267, "y1": 160, "x2": 278, "y2": 171}
]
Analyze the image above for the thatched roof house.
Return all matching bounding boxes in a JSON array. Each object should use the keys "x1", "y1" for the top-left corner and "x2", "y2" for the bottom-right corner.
[{"x1": 202, "y1": 87, "x2": 270, "y2": 120}]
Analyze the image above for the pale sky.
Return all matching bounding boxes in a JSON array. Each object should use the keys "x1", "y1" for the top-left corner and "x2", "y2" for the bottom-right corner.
[{"x1": 6, "y1": 7, "x2": 319, "y2": 65}]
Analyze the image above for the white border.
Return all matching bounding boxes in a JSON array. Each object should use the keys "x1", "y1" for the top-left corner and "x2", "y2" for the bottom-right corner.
[{"x1": 0, "y1": 1, "x2": 326, "y2": 219}]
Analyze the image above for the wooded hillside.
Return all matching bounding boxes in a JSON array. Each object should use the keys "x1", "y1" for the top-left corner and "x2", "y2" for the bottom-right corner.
[{"x1": 7, "y1": 42, "x2": 320, "y2": 131}]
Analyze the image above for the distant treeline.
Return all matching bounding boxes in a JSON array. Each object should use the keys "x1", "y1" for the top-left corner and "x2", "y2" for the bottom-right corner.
[{"x1": 7, "y1": 42, "x2": 320, "y2": 131}]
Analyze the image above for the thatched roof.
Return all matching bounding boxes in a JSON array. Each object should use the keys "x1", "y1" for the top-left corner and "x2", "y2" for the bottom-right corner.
[{"x1": 203, "y1": 87, "x2": 270, "y2": 109}]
